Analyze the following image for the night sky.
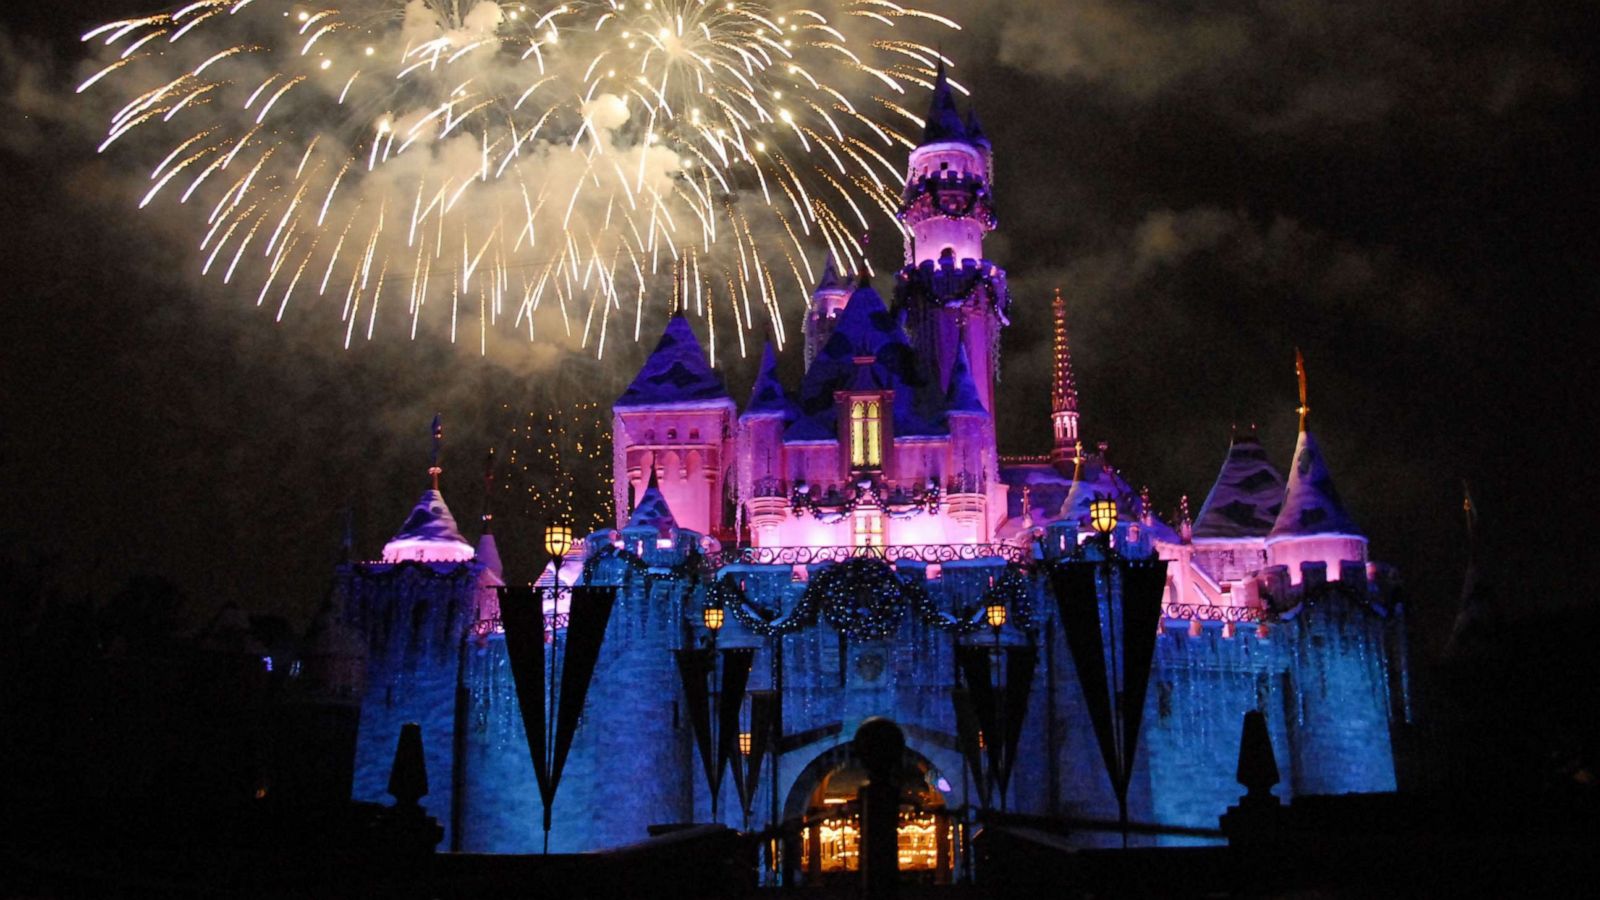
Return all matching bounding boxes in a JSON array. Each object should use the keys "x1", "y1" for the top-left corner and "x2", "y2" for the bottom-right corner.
[{"x1": 2, "y1": 0, "x2": 1595, "y2": 664}]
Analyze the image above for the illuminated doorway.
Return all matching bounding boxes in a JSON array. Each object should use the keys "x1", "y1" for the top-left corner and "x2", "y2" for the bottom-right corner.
[{"x1": 784, "y1": 744, "x2": 956, "y2": 884}]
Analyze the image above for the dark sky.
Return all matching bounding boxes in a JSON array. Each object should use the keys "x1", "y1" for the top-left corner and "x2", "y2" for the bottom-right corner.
[{"x1": 2, "y1": 1, "x2": 1596, "y2": 661}]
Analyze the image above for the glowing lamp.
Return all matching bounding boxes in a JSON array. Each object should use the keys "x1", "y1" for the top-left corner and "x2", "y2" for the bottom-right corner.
[
  {"x1": 739, "y1": 731, "x2": 752, "y2": 756},
  {"x1": 985, "y1": 601, "x2": 1007, "y2": 629},
  {"x1": 1089, "y1": 496, "x2": 1118, "y2": 535},
  {"x1": 544, "y1": 523, "x2": 574, "y2": 559},
  {"x1": 703, "y1": 606, "x2": 725, "y2": 632}
]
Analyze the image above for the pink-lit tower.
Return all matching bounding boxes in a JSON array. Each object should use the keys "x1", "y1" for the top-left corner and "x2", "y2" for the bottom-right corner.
[
  {"x1": 803, "y1": 257, "x2": 854, "y2": 371},
  {"x1": 1048, "y1": 288, "x2": 1082, "y2": 475},
  {"x1": 894, "y1": 61, "x2": 1009, "y2": 415}
]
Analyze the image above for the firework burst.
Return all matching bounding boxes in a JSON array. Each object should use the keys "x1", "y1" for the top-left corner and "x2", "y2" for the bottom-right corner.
[{"x1": 78, "y1": 0, "x2": 963, "y2": 361}]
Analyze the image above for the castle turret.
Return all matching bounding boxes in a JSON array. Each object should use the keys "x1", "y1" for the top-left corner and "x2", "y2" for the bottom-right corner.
[
  {"x1": 944, "y1": 343, "x2": 990, "y2": 542},
  {"x1": 895, "y1": 61, "x2": 1009, "y2": 426},
  {"x1": 1265, "y1": 352, "x2": 1367, "y2": 584},
  {"x1": 739, "y1": 342, "x2": 791, "y2": 546},
  {"x1": 614, "y1": 313, "x2": 736, "y2": 538},
  {"x1": 804, "y1": 257, "x2": 853, "y2": 370},
  {"x1": 1049, "y1": 288, "x2": 1081, "y2": 474},
  {"x1": 381, "y1": 415, "x2": 476, "y2": 564}
]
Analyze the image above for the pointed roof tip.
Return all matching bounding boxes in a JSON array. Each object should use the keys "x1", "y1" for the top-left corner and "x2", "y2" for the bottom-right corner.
[
  {"x1": 616, "y1": 314, "x2": 731, "y2": 408},
  {"x1": 946, "y1": 342, "x2": 987, "y2": 415},
  {"x1": 744, "y1": 341, "x2": 791, "y2": 417},
  {"x1": 1193, "y1": 431, "x2": 1285, "y2": 540},
  {"x1": 921, "y1": 58, "x2": 969, "y2": 145},
  {"x1": 626, "y1": 464, "x2": 678, "y2": 533},
  {"x1": 813, "y1": 254, "x2": 853, "y2": 295},
  {"x1": 1294, "y1": 346, "x2": 1309, "y2": 433},
  {"x1": 965, "y1": 105, "x2": 990, "y2": 147},
  {"x1": 1269, "y1": 429, "x2": 1364, "y2": 541}
]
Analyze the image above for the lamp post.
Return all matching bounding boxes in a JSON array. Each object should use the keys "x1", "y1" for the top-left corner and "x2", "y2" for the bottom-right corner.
[
  {"x1": 540, "y1": 522, "x2": 571, "y2": 853},
  {"x1": 983, "y1": 598, "x2": 1008, "y2": 813},
  {"x1": 1051, "y1": 492, "x2": 1168, "y2": 849},
  {"x1": 703, "y1": 604, "x2": 725, "y2": 648},
  {"x1": 704, "y1": 604, "x2": 725, "y2": 822}
]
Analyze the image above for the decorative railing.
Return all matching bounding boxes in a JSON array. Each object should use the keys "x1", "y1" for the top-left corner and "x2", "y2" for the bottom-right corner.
[
  {"x1": 720, "y1": 543, "x2": 1026, "y2": 567},
  {"x1": 473, "y1": 608, "x2": 570, "y2": 637},
  {"x1": 1161, "y1": 602, "x2": 1269, "y2": 624}
]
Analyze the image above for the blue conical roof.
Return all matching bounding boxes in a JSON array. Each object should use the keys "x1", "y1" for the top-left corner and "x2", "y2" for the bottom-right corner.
[
  {"x1": 616, "y1": 313, "x2": 729, "y2": 408},
  {"x1": 1269, "y1": 430, "x2": 1363, "y2": 539},
  {"x1": 743, "y1": 342, "x2": 791, "y2": 418},
  {"x1": 786, "y1": 281, "x2": 948, "y2": 440},
  {"x1": 626, "y1": 469, "x2": 678, "y2": 532},
  {"x1": 945, "y1": 343, "x2": 987, "y2": 416},
  {"x1": 1193, "y1": 435, "x2": 1286, "y2": 540},
  {"x1": 922, "y1": 60, "x2": 969, "y2": 144}
]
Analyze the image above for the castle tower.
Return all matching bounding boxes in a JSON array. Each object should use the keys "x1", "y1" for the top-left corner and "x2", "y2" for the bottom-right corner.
[
  {"x1": 738, "y1": 342, "x2": 791, "y2": 546},
  {"x1": 803, "y1": 257, "x2": 853, "y2": 371},
  {"x1": 894, "y1": 62, "x2": 1009, "y2": 416},
  {"x1": 613, "y1": 313, "x2": 736, "y2": 539},
  {"x1": 344, "y1": 415, "x2": 487, "y2": 848},
  {"x1": 1265, "y1": 352, "x2": 1368, "y2": 584},
  {"x1": 1049, "y1": 288, "x2": 1081, "y2": 474}
]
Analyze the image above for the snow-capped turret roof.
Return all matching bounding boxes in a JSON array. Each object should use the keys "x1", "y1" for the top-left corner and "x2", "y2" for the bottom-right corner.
[
  {"x1": 475, "y1": 531, "x2": 504, "y2": 584},
  {"x1": 626, "y1": 469, "x2": 678, "y2": 533},
  {"x1": 382, "y1": 488, "x2": 476, "y2": 562},
  {"x1": 743, "y1": 342, "x2": 791, "y2": 418},
  {"x1": 1192, "y1": 434, "x2": 1286, "y2": 540},
  {"x1": 1269, "y1": 429, "x2": 1364, "y2": 540},
  {"x1": 616, "y1": 313, "x2": 730, "y2": 408},
  {"x1": 945, "y1": 343, "x2": 987, "y2": 416},
  {"x1": 922, "y1": 60, "x2": 969, "y2": 144}
]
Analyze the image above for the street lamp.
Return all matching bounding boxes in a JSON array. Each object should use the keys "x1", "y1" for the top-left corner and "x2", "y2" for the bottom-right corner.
[
  {"x1": 544, "y1": 522, "x2": 574, "y2": 561},
  {"x1": 703, "y1": 605, "x2": 726, "y2": 632},
  {"x1": 984, "y1": 600, "x2": 1007, "y2": 630},
  {"x1": 1089, "y1": 495, "x2": 1118, "y2": 536}
]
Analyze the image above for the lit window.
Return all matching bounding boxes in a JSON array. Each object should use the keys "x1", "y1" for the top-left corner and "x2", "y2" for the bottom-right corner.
[
  {"x1": 853, "y1": 512, "x2": 883, "y2": 548},
  {"x1": 849, "y1": 399, "x2": 882, "y2": 468}
]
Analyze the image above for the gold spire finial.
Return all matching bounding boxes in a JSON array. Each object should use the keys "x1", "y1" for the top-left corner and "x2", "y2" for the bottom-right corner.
[{"x1": 1294, "y1": 348, "x2": 1309, "y2": 432}]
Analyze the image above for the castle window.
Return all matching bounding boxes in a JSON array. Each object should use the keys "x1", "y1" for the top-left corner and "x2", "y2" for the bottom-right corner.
[
  {"x1": 853, "y1": 511, "x2": 883, "y2": 548},
  {"x1": 849, "y1": 399, "x2": 882, "y2": 469}
]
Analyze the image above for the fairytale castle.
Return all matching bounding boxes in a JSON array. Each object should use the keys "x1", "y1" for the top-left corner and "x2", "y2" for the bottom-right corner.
[{"x1": 335, "y1": 68, "x2": 1409, "y2": 870}]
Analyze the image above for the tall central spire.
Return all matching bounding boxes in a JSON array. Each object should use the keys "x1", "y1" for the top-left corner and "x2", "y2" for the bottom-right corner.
[{"x1": 1050, "y1": 288, "x2": 1081, "y2": 473}]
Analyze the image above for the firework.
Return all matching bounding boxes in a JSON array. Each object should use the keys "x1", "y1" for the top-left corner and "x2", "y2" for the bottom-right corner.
[
  {"x1": 78, "y1": 1, "x2": 963, "y2": 361},
  {"x1": 501, "y1": 400, "x2": 612, "y2": 535}
]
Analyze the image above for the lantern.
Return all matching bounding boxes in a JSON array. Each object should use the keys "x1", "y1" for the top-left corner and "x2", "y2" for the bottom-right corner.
[
  {"x1": 739, "y1": 731, "x2": 753, "y2": 756},
  {"x1": 703, "y1": 605, "x2": 725, "y2": 632},
  {"x1": 544, "y1": 522, "x2": 574, "y2": 559},
  {"x1": 985, "y1": 601, "x2": 1007, "y2": 629},
  {"x1": 1089, "y1": 495, "x2": 1118, "y2": 535}
]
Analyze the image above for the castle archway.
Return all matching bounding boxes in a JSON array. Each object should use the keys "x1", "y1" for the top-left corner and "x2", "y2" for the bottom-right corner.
[{"x1": 782, "y1": 741, "x2": 955, "y2": 884}]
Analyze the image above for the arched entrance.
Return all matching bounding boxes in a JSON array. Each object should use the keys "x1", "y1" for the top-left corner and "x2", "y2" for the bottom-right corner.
[{"x1": 783, "y1": 742, "x2": 956, "y2": 884}]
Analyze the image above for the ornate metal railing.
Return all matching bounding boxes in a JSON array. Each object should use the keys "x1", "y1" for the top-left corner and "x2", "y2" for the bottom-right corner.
[
  {"x1": 1161, "y1": 602, "x2": 1269, "y2": 624},
  {"x1": 473, "y1": 609, "x2": 570, "y2": 637},
  {"x1": 720, "y1": 543, "x2": 1026, "y2": 567}
]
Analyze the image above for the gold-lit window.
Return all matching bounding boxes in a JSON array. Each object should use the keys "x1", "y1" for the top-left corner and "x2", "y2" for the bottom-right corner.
[
  {"x1": 849, "y1": 399, "x2": 882, "y2": 468},
  {"x1": 853, "y1": 512, "x2": 883, "y2": 548}
]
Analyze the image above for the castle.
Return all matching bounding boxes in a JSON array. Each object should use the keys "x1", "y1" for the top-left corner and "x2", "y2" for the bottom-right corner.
[{"x1": 335, "y1": 67, "x2": 1409, "y2": 871}]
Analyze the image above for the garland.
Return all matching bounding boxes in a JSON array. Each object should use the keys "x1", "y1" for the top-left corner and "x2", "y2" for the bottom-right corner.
[
  {"x1": 706, "y1": 559, "x2": 1030, "y2": 641},
  {"x1": 790, "y1": 477, "x2": 941, "y2": 523}
]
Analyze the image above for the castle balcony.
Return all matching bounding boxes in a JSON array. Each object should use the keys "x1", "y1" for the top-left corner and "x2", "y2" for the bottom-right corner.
[{"x1": 717, "y1": 542, "x2": 1027, "y2": 568}]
